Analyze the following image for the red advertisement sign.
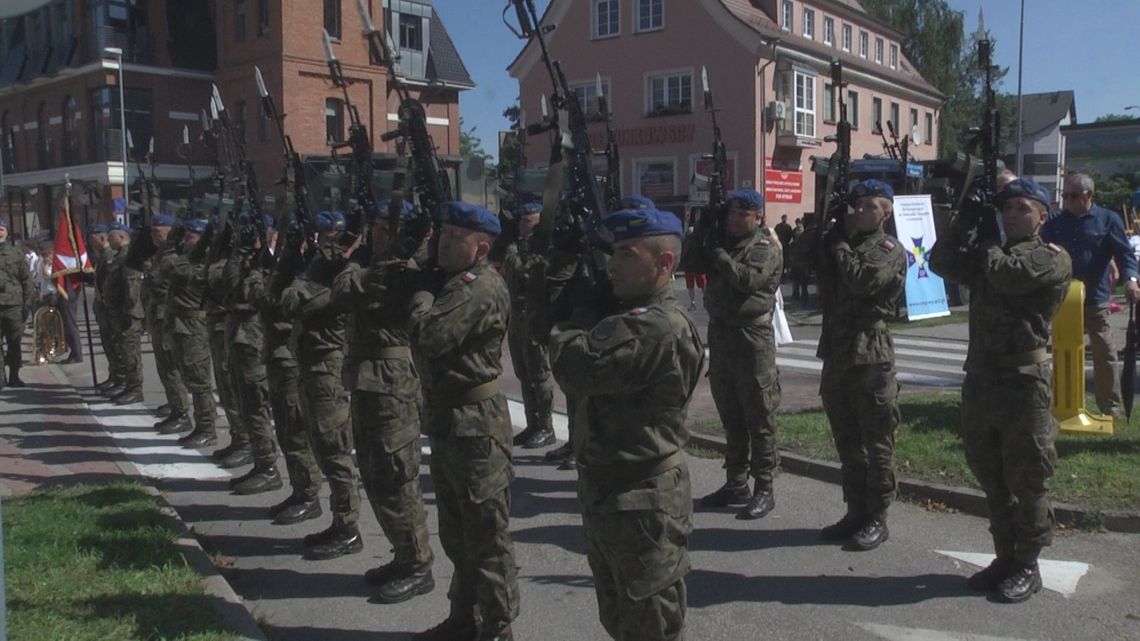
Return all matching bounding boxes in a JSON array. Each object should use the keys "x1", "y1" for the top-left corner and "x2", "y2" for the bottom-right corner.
[{"x1": 764, "y1": 157, "x2": 803, "y2": 204}]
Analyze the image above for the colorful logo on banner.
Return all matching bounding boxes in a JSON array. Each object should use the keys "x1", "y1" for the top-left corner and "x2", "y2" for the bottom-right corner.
[
  {"x1": 908, "y1": 237, "x2": 930, "y2": 279},
  {"x1": 893, "y1": 195, "x2": 950, "y2": 321}
]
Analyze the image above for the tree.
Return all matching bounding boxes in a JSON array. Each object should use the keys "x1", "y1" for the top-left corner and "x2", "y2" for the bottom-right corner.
[
  {"x1": 459, "y1": 117, "x2": 495, "y2": 175},
  {"x1": 860, "y1": 0, "x2": 1011, "y2": 159},
  {"x1": 1095, "y1": 113, "x2": 1140, "y2": 123}
]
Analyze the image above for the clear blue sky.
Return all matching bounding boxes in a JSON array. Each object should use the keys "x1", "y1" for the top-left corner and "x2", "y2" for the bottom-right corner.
[{"x1": 435, "y1": 0, "x2": 1139, "y2": 162}]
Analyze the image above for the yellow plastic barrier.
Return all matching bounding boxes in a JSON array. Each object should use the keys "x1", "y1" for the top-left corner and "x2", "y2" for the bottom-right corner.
[{"x1": 1051, "y1": 280, "x2": 1114, "y2": 435}]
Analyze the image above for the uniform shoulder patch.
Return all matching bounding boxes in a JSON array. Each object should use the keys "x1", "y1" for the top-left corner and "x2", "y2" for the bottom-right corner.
[
  {"x1": 461, "y1": 271, "x2": 478, "y2": 283},
  {"x1": 1047, "y1": 243, "x2": 1063, "y2": 254},
  {"x1": 1029, "y1": 245, "x2": 1056, "y2": 268},
  {"x1": 629, "y1": 307, "x2": 649, "y2": 316},
  {"x1": 880, "y1": 240, "x2": 895, "y2": 251},
  {"x1": 589, "y1": 316, "x2": 636, "y2": 349}
]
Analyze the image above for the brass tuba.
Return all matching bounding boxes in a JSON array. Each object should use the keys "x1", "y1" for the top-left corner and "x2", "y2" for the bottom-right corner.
[{"x1": 33, "y1": 303, "x2": 67, "y2": 364}]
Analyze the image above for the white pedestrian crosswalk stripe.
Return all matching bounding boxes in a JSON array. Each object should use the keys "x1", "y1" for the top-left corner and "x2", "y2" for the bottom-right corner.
[
  {"x1": 86, "y1": 399, "x2": 232, "y2": 480},
  {"x1": 934, "y1": 550, "x2": 1090, "y2": 597},
  {"x1": 767, "y1": 336, "x2": 968, "y2": 388},
  {"x1": 858, "y1": 622, "x2": 1039, "y2": 641}
]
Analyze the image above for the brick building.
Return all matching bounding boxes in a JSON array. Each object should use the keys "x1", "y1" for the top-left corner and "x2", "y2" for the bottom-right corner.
[
  {"x1": 0, "y1": 0, "x2": 472, "y2": 237},
  {"x1": 509, "y1": 0, "x2": 944, "y2": 221}
]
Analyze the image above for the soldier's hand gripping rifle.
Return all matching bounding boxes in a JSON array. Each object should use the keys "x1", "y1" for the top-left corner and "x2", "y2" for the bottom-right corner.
[
  {"x1": 959, "y1": 18, "x2": 1002, "y2": 248},
  {"x1": 255, "y1": 65, "x2": 318, "y2": 250},
  {"x1": 211, "y1": 83, "x2": 270, "y2": 255},
  {"x1": 816, "y1": 60, "x2": 852, "y2": 274},
  {"x1": 355, "y1": 0, "x2": 452, "y2": 258}
]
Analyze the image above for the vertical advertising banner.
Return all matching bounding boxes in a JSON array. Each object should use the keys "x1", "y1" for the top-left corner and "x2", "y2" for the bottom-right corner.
[{"x1": 893, "y1": 194, "x2": 950, "y2": 321}]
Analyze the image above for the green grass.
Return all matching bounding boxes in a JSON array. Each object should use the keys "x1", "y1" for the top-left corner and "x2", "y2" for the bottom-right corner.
[
  {"x1": 3, "y1": 482, "x2": 240, "y2": 641},
  {"x1": 692, "y1": 393, "x2": 1140, "y2": 511}
]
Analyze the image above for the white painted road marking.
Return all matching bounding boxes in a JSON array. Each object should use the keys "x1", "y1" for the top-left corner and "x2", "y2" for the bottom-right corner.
[
  {"x1": 859, "y1": 622, "x2": 1039, "y2": 641},
  {"x1": 86, "y1": 400, "x2": 232, "y2": 480},
  {"x1": 935, "y1": 550, "x2": 1090, "y2": 597}
]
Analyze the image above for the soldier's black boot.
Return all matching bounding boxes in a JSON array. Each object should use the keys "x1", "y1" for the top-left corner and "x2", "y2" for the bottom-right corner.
[
  {"x1": 113, "y1": 388, "x2": 143, "y2": 405},
  {"x1": 512, "y1": 426, "x2": 538, "y2": 447},
  {"x1": 8, "y1": 369, "x2": 24, "y2": 387},
  {"x1": 558, "y1": 454, "x2": 577, "y2": 471},
  {"x1": 699, "y1": 482, "x2": 751, "y2": 509},
  {"x1": 179, "y1": 429, "x2": 218, "y2": 449},
  {"x1": 544, "y1": 441, "x2": 573, "y2": 463},
  {"x1": 96, "y1": 378, "x2": 120, "y2": 393},
  {"x1": 374, "y1": 566, "x2": 435, "y2": 604},
  {"x1": 156, "y1": 411, "x2": 192, "y2": 434},
  {"x1": 269, "y1": 493, "x2": 303, "y2": 519},
  {"x1": 413, "y1": 617, "x2": 478, "y2": 641},
  {"x1": 303, "y1": 525, "x2": 337, "y2": 548},
  {"x1": 101, "y1": 383, "x2": 125, "y2": 398},
  {"x1": 994, "y1": 563, "x2": 1042, "y2": 603},
  {"x1": 364, "y1": 560, "x2": 401, "y2": 586},
  {"x1": 968, "y1": 535, "x2": 1015, "y2": 592},
  {"x1": 153, "y1": 403, "x2": 172, "y2": 418},
  {"x1": 211, "y1": 442, "x2": 237, "y2": 461},
  {"x1": 218, "y1": 446, "x2": 253, "y2": 469},
  {"x1": 846, "y1": 517, "x2": 889, "y2": 551},
  {"x1": 479, "y1": 626, "x2": 513, "y2": 641},
  {"x1": 304, "y1": 524, "x2": 363, "y2": 560},
  {"x1": 522, "y1": 427, "x2": 556, "y2": 449},
  {"x1": 821, "y1": 512, "x2": 863, "y2": 541},
  {"x1": 736, "y1": 488, "x2": 775, "y2": 520},
  {"x1": 274, "y1": 498, "x2": 322, "y2": 525},
  {"x1": 233, "y1": 465, "x2": 283, "y2": 495}
]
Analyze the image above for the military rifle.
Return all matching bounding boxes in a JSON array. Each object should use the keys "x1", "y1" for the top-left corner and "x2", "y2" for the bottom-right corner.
[
  {"x1": 697, "y1": 65, "x2": 729, "y2": 244},
  {"x1": 876, "y1": 122, "x2": 899, "y2": 160},
  {"x1": 126, "y1": 131, "x2": 158, "y2": 225},
  {"x1": 816, "y1": 59, "x2": 852, "y2": 276},
  {"x1": 961, "y1": 14, "x2": 1002, "y2": 247},
  {"x1": 593, "y1": 73, "x2": 622, "y2": 214},
  {"x1": 254, "y1": 65, "x2": 318, "y2": 246},
  {"x1": 210, "y1": 83, "x2": 269, "y2": 255},
  {"x1": 322, "y1": 26, "x2": 375, "y2": 239}
]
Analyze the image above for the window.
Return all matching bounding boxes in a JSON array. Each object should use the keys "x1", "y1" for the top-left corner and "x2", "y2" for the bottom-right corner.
[
  {"x1": 325, "y1": 98, "x2": 344, "y2": 143},
  {"x1": 781, "y1": 1, "x2": 793, "y2": 31},
  {"x1": 593, "y1": 0, "x2": 619, "y2": 38},
  {"x1": 802, "y1": 8, "x2": 814, "y2": 39},
  {"x1": 235, "y1": 100, "x2": 247, "y2": 144},
  {"x1": 647, "y1": 72, "x2": 692, "y2": 115},
  {"x1": 324, "y1": 0, "x2": 341, "y2": 39},
  {"x1": 872, "y1": 97, "x2": 883, "y2": 133},
  {"x1": 925, "y1": 112, "x2": 934, "y2": 147},
  {"x1": 235, "y1": 0, "x2": 246, "y2": 42},
  {"x1": 859, "y1": 30, "x2": 868, "y2": 58},
  {"x1": 823, "y1": 16, "x2": 834, "y2": 46},
  {"x1": 572, "y1": 79, "x2": 612, "y2": 119},
  {"x1": 635, "y1": 158, "x2": 676, "y2": 200},
  {"x1": 62, "y1": 95, "x2": 80, "y2": 165},
  {"x1": 257, "y1": 100, "x2": 269, "y2": 142},
  {"x1": 257, "y1": 0, "x2": 269, "y2": 37},
  {"x1": 848, "y1": 90, "x2": 859, "y2": 129},
  {"x1": 636, "y1": 0, "x2": 663, "y2": 32},
  {"x1": 875, "y1": 38, "x2": 884, "y2": 64},
  {"x1": 794, "y1": 71, "x2": 815, "y2": 138},
  {"x1": 1, "y1": 111, "x2": 14, "y2": 173},
  {"x1": 399, "y1": 13, "x2": 422, "y2": 51},
  {"x1": 890, "y1": 101, "x2": 900, "y2": 134},
  {"x1": 842, "y1": 24, "x2": 852, "y2": 52},
  {"x1": 909, "y1": 107, "x2": 919, "y2": 141},
  {"x1": 37, "y1": 101, "x2": 52, "y2": 169},
  {"x1": 890, "y1": 43, "x2": 898, "y2": 69},
  {"x1": 823, "y1": 83, "x2": 835, "y2": 123}
]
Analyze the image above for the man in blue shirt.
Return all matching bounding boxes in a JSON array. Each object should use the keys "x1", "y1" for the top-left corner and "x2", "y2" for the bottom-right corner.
[{"x1": 1042, "y1": 173, "x2": 1140, "y2": 418}]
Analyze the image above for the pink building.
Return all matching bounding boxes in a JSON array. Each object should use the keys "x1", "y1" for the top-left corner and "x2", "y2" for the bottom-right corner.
[{"x1": 508, "y1": 0, "x2": 945, "y2": 221}]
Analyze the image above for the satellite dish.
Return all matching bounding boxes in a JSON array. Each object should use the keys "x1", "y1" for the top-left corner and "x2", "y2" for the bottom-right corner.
[{"x1": 911, "y1": 124, "x2": 922, "y2": 145}]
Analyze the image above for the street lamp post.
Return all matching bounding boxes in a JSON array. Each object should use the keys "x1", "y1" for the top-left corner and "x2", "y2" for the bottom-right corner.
[{"x1": 103, "y1": 47, "x2": 129, "y2": 215}]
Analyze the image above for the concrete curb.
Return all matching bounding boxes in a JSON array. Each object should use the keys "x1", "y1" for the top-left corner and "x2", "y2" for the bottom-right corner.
[
  {"x1": 48, "y1": 364, "x2": 268, "y2": 641},
  {"x1": 688, "y1": 431, "x2": 1140, "y2": 534}
]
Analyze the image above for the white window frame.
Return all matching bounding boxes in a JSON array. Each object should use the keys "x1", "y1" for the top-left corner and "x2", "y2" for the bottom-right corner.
[
  {"x1": 872, "y1": 96, "x2": 883, "y2": 132},
  {"x1": 689, "y1": 151, "x2": 739, "y2": 195},
  {"x1": 889, "y1": 43, "x2": 898, "y2": 69},
  {"x1": 841, "y1": 23, "x2": 852, "y2": 52},
  {"x1": 859, "y1": 30, "x2": 868, "y2": 58},
  {"x1": 645, "y1": 68, "x2": 694, "y2": 115},
  {"x1": 848, "y1": 89, "x2": 859, "y2": 130},
  {"x1": 823, "y1": 83, "x2": 835, "y2": 123},
  {"x1": 890, "y1": 101, "x2": 900, "y2": 134},
  {"x1": 823, "y1": 16, "x2": 834, "y2": 46},
  {"x1": 875, "y1": 37, "x2": 884, "y2": 64},
  {"x1": 802, "y1": 8, "x2": 814, "y2": 39},
  {"x1": 634, "y1": 0, "x2": 663, "y2": 33},
  {"x1": 634, "y1": 156, "x2": 677, "y2": 198},
  {"x1": 570, "y1": 77, "x2": 613, "y2": 117},
  {"x1": 781, "y1": 0, "x2": 793, "y2": 32},
  {"x1": 793, "y1": 70, "x2": 816, "y2": 138},
  {"x1": 592, "y1": 0, "x2": 620, "y2": 40},
  {"x1": 909, "y1": 107, "x2": 919, "y2": 140}
]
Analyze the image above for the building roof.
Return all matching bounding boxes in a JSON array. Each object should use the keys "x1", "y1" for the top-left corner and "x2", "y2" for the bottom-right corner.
[
  {"x1": 427, "y1": 7, "x2": 474, "y2": 88},
  {"x1": 1019, "y1": 91, "x2": 1077, "y2": 137}
]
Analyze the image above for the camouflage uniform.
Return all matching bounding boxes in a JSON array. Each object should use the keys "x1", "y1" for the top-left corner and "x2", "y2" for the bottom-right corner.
[
  {"x1": 143, "y1": 245, "x2": 188, "y2": 414},
  {"x1": 93, "y1": 245, "x2": 120, "y2": 384},
  {"x1": 929, "y1": 227, "x2": 1070, "y2": 566},
  {"x1": 332, "y1": 260, "x2": 433, "y2": 572},
  {"x1": 816, "y1": 228, "x2": 907, "y2": 522},
  {"x1": 697, "y1": 226, "x2": 783, "y2": 491},
  {"x1": 207, "y1": 257, "x2": 246, "y2": 449},
  {"x1": 163, "y1": 252, "x2": 216, "y2": 435},
  {"x1": 0, "y1": 241, "x2": 32, "y2": 380},
  {"x1": 550, "y1": 285, "x2": 705, "y2": 641},
  {"x1": 410, "y1": 258, "x2": 518, "y2": 635},
  {"x1": 280, "y1": 249, "x2": 359, "y2": 529},
  {"x1": 223, "y1": 248, "x2": 278, "y2": 468},
  {"x1": 501, "y1": 243, "x2": 554, "y2": 437},
  {"x1": 105, "y1": 250, "x2": 145, "y2": 393}
]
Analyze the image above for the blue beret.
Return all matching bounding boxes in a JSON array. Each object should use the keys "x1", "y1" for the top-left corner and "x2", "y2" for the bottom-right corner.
[
  {"x1": 603, "y1": 208, "x2": 682, "y2": 242},
  {"x1": 374, "y1": 199, "x2": 416, "y2": 221},
  {"x1": 263, "y1": 213, "x2": 275, "y2": 229},
  {"x1": 89, "y1": 223, "x2": 109, "y2": 234},
  {"x1": 727, "y1": 189, "x2": 764, "y2": 210},
  {"x1": 996, "y1": 178, "x2": 1051, "y2": 210},
  {"x1": 315, "y1": 210, "x2": 347, "y2": 233},
  {"x1": 850, "y1": 179, "x2": 895, "y2": 202},
  {"x1": 182, "y1": 219, "x2": 208, "y2": 234},
  {"x1": 620, "y1": 195, "x2": 656, "y2": 210},
  {"x1": 112, "y1": 198, "x2": 126, "y2": 214},
  {"x1": 0, "y1": 219, "x2": 7, "y2": 229},
  {"x1": 521, "y1": 201, "x2": 543, "y2": 215},
  {"x1": 440, "y1": 201, "x2": 501, "y2": 237},
  {"x1": 151, "y1": 213, "x2": 176, "y2": 227},
  {"x1": 109, "y1": 222, "x2": 131, "y2": 235}
]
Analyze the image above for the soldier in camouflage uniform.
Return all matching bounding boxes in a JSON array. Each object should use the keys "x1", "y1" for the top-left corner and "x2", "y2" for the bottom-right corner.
[
  {"x1": 816, "y1": 180, "x2": 907, "y2": 551},
  {"x1": 410, "y1": 202, "x2": 517, "y2": 641},
  {"x1": 0, "y1": 219, "x2": 32, "y2": 388},
  {"x1": 207, "y1": 233, "x2": 251, "y2": 468},
  {"x1": 692, "y1": 189, "x2": 783, "y2": 521},
  {"x1": 279, "y1": 210, "x2": 361, "y2": 560},
  {"x1": 143, "y1": 214, "x2": 190, "y2": 430},
  {"x1": 222, "y1": 216, "x2": 282, "y2": 494},
  {"x1": 929, "y1": 178, "x2": 1071, "y2": 603},
  {"x1": 501, "y1": 201, "x2": 556, "y2": 449},
  {"x1": 331, "y1": 200, "x2": 434, "y2": 601},
  {"x1": 550, "y1": 207, "x2": 704, "y2": 641},
  {"x1": 88, "y1": 223, "x2": 121, "y2": 393},
  {"x1": 162, "y1": 219, "x2": 218, "y2": 449},
  {"x1": 105, "y1": 222, "x2": 146, "y2": 405},
  {"x1": 252, "y1": 214, "x2": 323, "y2": 525}
]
